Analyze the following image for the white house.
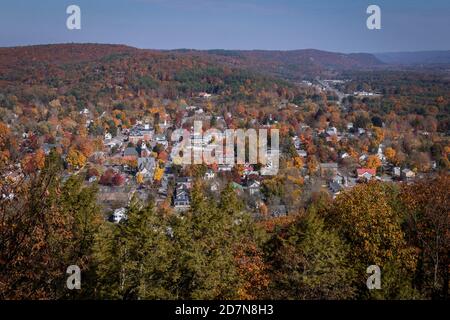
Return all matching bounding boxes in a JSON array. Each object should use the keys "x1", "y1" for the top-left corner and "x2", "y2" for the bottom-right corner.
[
  {"x1": 104, "y1": 132, "x2": 112, "y2": 141},
  {"x1": 204, "y1": 169, "x2": 216, "y2": 180},
  {"x1": 326, "y1": 127, "x2": 338, "y2": 136},
  {"x1": 111, "y1": 208, "x2": 127, "y2": 224}
]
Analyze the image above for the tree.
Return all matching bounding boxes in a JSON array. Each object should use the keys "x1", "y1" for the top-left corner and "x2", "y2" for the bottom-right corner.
[
  {"x1": 293, "y1": 156, "x2": 304, "y2": 169},
  {"x1": 112, "y1": 173, "x2": 125, "y2": 186},
  {"x1": 99, "y1": 168, "x2": 115, "y2": 186},
  {"x1": 153, "y1": 166, "x2": 164, "y2": 182},
  {"x1": 402, "y1": 175, "x2": 450, "y2": 299},
  {"x1": 93, "y1": 198, "x2": 174, "y2": 299},
  {"x1": 167, "y1": 182, "x2": 252, "y2": 299},
  {"x1": 136, "y1": 172, "x2": 144, "y2": 184},
  {"x1": 264, "y1": 209, "x2": 356, "y2": 299},
  {"x1": 67, "y1": 148, "x2": 87, "y2": 169},
  {"x1": 366, "y1": 155, "x2": 382, "y2": 170},
  {"x1": 0, "y1": 150, "x2": 100, "y2": 299},
  {"x1": 331, "y1": 181, "x2": 418, "y2": 298},
  {"x1": 384, "y1": 147, "x2": 396, "y2": 163}
]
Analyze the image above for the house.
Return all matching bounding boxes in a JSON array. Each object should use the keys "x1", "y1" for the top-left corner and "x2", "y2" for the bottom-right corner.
[
  {"x1": 110, "y1": 208, "x2": 127, "y2": 224},
  {"x1": 246, "y1": 179, "x2": 261, "y2": 196},
  {"x1": 80, "y1": 108, "x2": 90, "y2": 115},
  {"x1": 340, "y1": 152, "x2": 350, "y2": 159},
  {"x1": 393, "y1": 167, "x2": 401, "y2": 177},
  {"x1": 292, "y1": 136, "x2": 302, "y2": 149},
  {"x1": 138, "y1": 157, "x2": 156, "y2": 178},
  {"x1": 269, "y1": 205, "x2": 288, "y2": 217},
  {"x1": 174, "y1": 185, "x2": 190, "y2": 210},
  {"x1": 123, "y1": 147, "x2": 139, "y2": 161},
  {"x1": 104, "y1": 132, "x2": 112, "y2": 140},
  {"x1": 319, "y1": 163, "x2": 339, "y2": 178},
  {"x1": 357, "y1": 168, "x2": 376, "y2": 181},
  {"x1": 329, "y1": 181, "x2": 343, "y2": 196},
  {"x1": 177, "y1": 177, "x2": 193, "y2": 189},
  {"x1": 204, "y1": 169, "x2": 215, "y2": 180},
  {"x1": 129, "y1": 125, "x2": 154, "y2": 144},
  {"x1": 296, "y1": 149, "x2": 307, "y2": 158},
  {"x1": 140, "y1": 142, "x2": 152, "y2": 157},
  {"x1": 332, "y1": 173, "x2": 345, "y2": 185},
  {"x1": 128, "y1": 130, "x2": 144, "y2": 144},
  {"x1": 154, "y1": 134, "x2": 168, "y2": 148},
  {"x1": 159, "y1": 114, "x2": 172, "y2": 130},
  {"x1": 401, "y1": 168, "x2": 415, "y2": 181},
  {"x1": 359, "y1": 154, "x2": 368, "y2": 162},
  {"x1": 326, "y1": 127, "x2": 338, "y2": 136}
]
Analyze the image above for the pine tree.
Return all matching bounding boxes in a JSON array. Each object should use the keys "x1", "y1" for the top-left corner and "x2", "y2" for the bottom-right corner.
[
  {"x1": 93, "y1": 197, "x2": 173, "y2": 299},
  {"x1": 168, "y1": 181, "x2": 250, "y2": 299},
  {"x1": 264, "y1": 209, "x2": 356, "y2": 299},
  {"x1": 0, "y1": 149, "x2": 97, "y2": 299}
]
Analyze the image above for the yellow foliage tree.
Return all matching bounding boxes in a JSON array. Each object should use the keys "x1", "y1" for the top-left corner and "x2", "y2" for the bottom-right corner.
[
  {"x1": 384, "y1": 147, "x2": 396, "y2": 163},
  {"x1": 372, "y1": 127, "x2": 385, "y2": 145},
  {"x1": 366, "y1": 155, "x2": 382, "y2": 170},
  {"x1": 293, "y1": 157, "x2": 304, "y2": 169},
  {"x1": 66, "y1": 148, "x2": 87, "y2": 169},
  {"x1": 153, "y1": 166, "x2": 164, "y2": 182},
  {"x1": 136, "y1": 172, "x2": 144, "y2": 184},
  {"x1": 332, "y1": 181, "x2": 417, "y2": 275}
]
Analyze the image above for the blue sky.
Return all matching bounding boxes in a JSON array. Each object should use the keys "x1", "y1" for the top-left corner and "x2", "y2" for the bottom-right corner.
[{"x1": 0, "y1": 0, "x2": 449, "y2": 52}]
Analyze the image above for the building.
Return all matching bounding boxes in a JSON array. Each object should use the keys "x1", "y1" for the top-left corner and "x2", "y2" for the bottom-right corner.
[
  {"x1": 154, "y1": 134, "x2": 168, "y2": 148},
  {"x1": 123, "y1": 147, "x2": 139, "y2": 161},
  {"x1": 177, "y1": 177, "x2": 193, "y2": 189},
  {"x1": 401, "y1": 168, "x2": 416, "y2": 181},
  {"x1": 137, "y1": 157, "x2": 156, "y2": 179},
  {"x1": 204, "y1": 169, "x2": 215, "y2": 180},
  {"x1": 326, "y1": 127, "x2": 338, "y2": 136},
  {"x1": 296, "y1": 149, "x2": 307, "y2": 158},
  {"x1": 246, "y1": 179, "x2": 261, "y2": 196},
  {"x1": 110, "y1": 208, "x2": 127, "y2": 224},
  {"x1": 357, "y1": 168, "x2": 376, "y2": 181},
  {"x1": 174, "y1": 184, "x2": 190, "y2": 211},
  {"x1": 329, "y1": 181, "x2": 344, "y2": 197}
]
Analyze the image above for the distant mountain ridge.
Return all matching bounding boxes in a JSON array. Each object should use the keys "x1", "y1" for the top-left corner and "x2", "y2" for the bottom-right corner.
[
  {"x1": 375, "y1": 51, "x2": 450, "y2": 65},
  {"x1": 0, "y1": 44, "x2": 383, "y2": 80},
  {"x1": 2, "y1": 44, "x2": 448, "y2": 82}
]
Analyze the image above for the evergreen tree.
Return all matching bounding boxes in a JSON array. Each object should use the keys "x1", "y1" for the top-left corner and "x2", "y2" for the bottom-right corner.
[
  {"x1": 168, "y1": 181, "x2": 250, "y2": 299},
  {"x1": 93, "y1": 197, "x2": 173, "y2": 299},
  {"x1": 264, "y1": 209, "x2": 356, "y2": 299}
]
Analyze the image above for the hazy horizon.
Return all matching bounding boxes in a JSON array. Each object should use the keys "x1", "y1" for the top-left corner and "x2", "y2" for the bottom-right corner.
[{"x1": 2, "y1": 42, "x2": 450, "y2": 55}]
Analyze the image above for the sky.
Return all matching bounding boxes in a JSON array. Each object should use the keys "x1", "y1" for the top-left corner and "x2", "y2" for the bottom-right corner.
[{"x1": 0, "y1": 0, "x2": 449, "y2": 53}]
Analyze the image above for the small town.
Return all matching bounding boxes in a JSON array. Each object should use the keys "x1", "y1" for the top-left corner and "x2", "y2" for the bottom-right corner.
[{"x1": 0, "y1": 0, "x2": 449, "y2": 305}]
